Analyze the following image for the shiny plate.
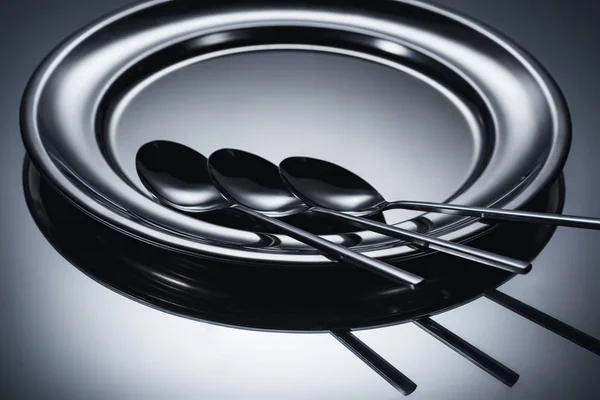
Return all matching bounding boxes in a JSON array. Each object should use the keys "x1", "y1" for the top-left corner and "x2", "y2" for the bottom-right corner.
[{"x1": 21, "y1": 0, "x2": 571, "y2": 265}]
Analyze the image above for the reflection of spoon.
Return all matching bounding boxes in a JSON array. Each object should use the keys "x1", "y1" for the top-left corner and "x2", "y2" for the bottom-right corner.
[
  {"x1": 135, "y1": 141, "x2": 419, "y2": 395},
  {"x1": 136, "y1": 141, "x2": 423, "y2": 288},
  {"x1": 278, "y1": 157, "x2": 531, "y2": 274},
  {"x1": 280, "y1": 156, "x2": 600, "y2": 229}
]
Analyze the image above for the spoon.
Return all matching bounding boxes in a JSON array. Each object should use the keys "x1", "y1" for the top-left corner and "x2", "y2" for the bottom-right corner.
[
  {"x1": 136, "y1": 141, "x2": 423, "y2": 288},
  {"x1": 136, "y1": 140, "x2": 419, "y2": 395},
  {"x1": 277, "y1": 156, "x2": 531, "y2": 274},
  {"x1": 280, "y1": 156, "x2": 600, "y2": 230}
]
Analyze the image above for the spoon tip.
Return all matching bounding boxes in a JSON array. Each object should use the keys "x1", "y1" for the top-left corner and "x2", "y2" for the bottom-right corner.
[{"x1": 279, "y1": 155, "x2": 387, "y2": 213}]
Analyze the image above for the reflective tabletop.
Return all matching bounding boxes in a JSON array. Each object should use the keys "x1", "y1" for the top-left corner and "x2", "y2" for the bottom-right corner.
[{"x1": 1, "y1": 1, "x2": 599, "y2": 399}]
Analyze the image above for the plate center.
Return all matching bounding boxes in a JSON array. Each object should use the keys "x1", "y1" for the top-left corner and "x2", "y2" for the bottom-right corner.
[{"x1": 108, "y1": 49, "x2": 483, "y2": 224}]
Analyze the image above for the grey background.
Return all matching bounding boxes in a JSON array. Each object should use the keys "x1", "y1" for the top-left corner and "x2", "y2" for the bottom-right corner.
[{"x1": 1, "y1": 0, "x2": 599, "y2": 399}]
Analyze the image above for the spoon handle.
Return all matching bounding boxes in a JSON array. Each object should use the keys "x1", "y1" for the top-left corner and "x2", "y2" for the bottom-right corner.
[
  {"x1": 230, "y1": 204, "x2": 424, "y2": 288},
  {"x1": 389, "y1": 200, "x2": 600, "y2": 230},
  {"x1": 309, "y1": 207, "x2": 531, "y2": 274},
  {"x1": 413, "y1": 317, "x2": 519, "y2": 387},
  {"x1": 485, "y1": 289, "x2": 600, "y2": 356},
  {"x1": 331, "y1": 330, "x2": 417, "y2": 395}
]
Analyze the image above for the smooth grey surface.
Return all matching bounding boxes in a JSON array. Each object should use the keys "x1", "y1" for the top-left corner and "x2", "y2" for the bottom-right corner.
[{"x1": 1, "y1": 1, "x2": 600, "y2": 400}]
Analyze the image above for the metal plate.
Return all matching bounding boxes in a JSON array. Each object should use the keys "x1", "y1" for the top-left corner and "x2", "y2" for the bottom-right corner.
[{"x1": 21, "y1": 0, "x2": 570, "y2": 265}]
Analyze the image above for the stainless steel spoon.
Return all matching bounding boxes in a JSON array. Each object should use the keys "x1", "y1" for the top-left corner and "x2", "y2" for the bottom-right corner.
[
  {"x1": 277, "y1": 157, "x2": 530, "y2": 274},
  {"x1": 135, "y1": 140, "x2": 419, "y2": 395},
  {"x1": 135, "y1": 141, "x2": 423, "y2": 288},
  {"x1": 280, "y1": 156, "x2": 600, "y2": 230}
]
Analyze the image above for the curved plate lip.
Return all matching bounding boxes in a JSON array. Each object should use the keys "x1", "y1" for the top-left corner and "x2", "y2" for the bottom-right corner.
[
  {"x1": 430, "y1": 1, "x2": 573, "y2": 211},
  {"x1": 20, "y1": 0, "x2": 571, "y2": 265}
]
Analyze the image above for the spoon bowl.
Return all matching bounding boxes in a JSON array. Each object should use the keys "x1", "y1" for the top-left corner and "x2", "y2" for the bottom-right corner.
[
  {"x1": 136, "y1": 141, "x2": 229, "y2": 213},
  {"x1": 280, "y1": 156, "x2": 386, "y2": 216},
  {"x1": 207, "y1": 149, "x2": 309, "y2": 218}
]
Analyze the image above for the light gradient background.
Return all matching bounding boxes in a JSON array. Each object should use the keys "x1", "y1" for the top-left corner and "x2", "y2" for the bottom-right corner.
[{"x1": 1, "y1": 0, "x2": 599, "y2": 399}]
